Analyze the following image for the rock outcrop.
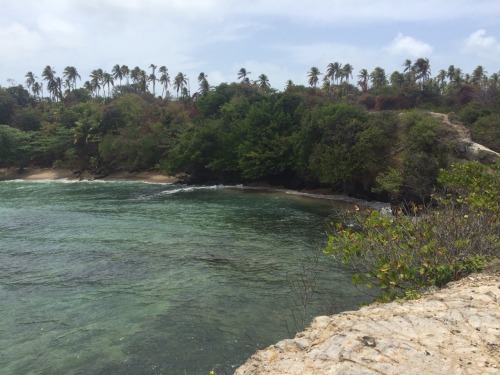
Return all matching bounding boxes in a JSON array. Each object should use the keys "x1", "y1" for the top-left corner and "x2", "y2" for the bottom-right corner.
[
  {"x1": 234, "y1": 267, "x2": 500, "y2": 375},
  {"x1": 428, "y1": 112, "x2": 500, "y2": 160}
]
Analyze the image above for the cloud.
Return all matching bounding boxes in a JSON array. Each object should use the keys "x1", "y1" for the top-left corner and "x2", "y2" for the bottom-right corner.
[
  {"x1": 384, "y1": 33, "x2": 433, "y2": 58},
  {"x1": 37, "y1": 13, "x2": 84, "y2": 48},
  {"x1": 0, "y1": 23, "x2": 44, "y2": 63},
  {"x1": 462, "y1": 29, "x2": 500, "y2": 60}
]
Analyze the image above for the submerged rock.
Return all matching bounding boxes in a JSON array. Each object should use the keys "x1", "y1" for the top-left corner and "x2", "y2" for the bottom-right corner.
[{"x1": 234, "y1": 270, "x2": 500, "y2": 375}]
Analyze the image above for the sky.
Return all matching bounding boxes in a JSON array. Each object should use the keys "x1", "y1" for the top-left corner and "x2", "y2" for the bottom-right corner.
[{"x1": 1, "y1": 0, "x2": 500, "y2": 91}]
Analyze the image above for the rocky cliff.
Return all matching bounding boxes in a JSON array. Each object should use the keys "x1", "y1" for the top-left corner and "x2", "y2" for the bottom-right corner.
[{"x1": 234, "y1": 264, "x2": 500, "y2": 375}]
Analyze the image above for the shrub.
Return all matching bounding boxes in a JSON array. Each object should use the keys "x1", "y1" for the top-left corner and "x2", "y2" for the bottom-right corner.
[{"x1": 325, "y1": 161, "x2": 499, "y2": 301}]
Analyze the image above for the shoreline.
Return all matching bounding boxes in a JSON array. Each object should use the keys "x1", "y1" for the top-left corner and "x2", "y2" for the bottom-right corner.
[
  {"x1": 0, "y1": 167, "x2": 181, "y2": 184},
  {"x1": 0, "y1": 167, "x2": 390, "y2": 208}
]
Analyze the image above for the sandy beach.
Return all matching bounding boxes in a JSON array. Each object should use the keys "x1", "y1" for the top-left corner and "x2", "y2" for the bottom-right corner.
[{"x1": 0, "y1": 168, "x2": 180, "y2": 184}]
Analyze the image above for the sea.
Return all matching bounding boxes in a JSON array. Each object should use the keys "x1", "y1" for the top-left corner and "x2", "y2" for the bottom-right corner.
[{"x1": 0, "y1": 180, "x2": 375, "y2": 374}]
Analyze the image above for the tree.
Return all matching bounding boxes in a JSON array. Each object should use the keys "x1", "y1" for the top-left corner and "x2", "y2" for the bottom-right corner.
[
  {"x1": 54, "y1": 77, "x2": 63, "y2": 101},
  {"x1": 326, "y1": 62, "x2": 342, "y2": 85},
  {"x1": 413, "y1": 58, "x2": 431, "y2": 88},
  {"x1": 238, "y1": 68, "x2": 251, "y2": 83},
  {"x1": 63, "y1": 66, "x2": 81, "y2": 91},
  {"x1": 285, "y1": 80, "x2": 294, "y2": 91},
  {"x1": 174, "y1": 72, "x2": 188, "y2": 97},
  {"x1": 32, "y1": 82, "x2": 43, "y2": 100},
  {"x1": 453, "y1": 68, "x2": 464, "y2": 85},
  {"x1": 159, "y1": 66, "x2": 170, "y2": 98},
  {"x1": 472, "y1": 65, "x2": 487, "y2": 87},
  {"x1": 307, "y1": 67, "x2": 321, "y2": 88},
  {"x1": 25, "y1": 72, "x2": 37, "y2": 92},
  {"x1": 149, "y1": 64, "x2": 157, "y2": 95},
  {"x1": 322, "y1": 75, "x2": 332, "y2": 92},
  {"x1": 120, "y1": 65, "x2": 130, "y2": 85},
  {"x1": 138, "y1": 70, "x2": 148, "y2": 93},
  {"x1": 436, "y1": 69, "x2": 447, "y2": 93},
  {"x1": 341, "y1": 64, "x2": 353, "y2": 84},
  {"x1": 198, "y1": 78, "x2": 210, "y2": 96},
  {"x1": 197, "y1": 72, "x2": 210, "y2": 95},
  {"x1": 257, "y1": 74, "x2": 270, "y2": 89},
  {"x1": 198, "y1": 72, "x2": 207, "y2": 82},
  {"x1": 403, "y1": 58, "x2": 412, "y2": 73},
  {"x1": 102, "y1": 72, "x2": 114, "y2": 98},
  {"x1": 357, "y1": 69, "x2": 369, "y2": 92},
  {"x1": 83, "y1": 81, "x2": 94, "y2": 96},
  {"x1": 89, "y1": 69, "x2": 103, "y2": 97},
  {"x1": 0, "y1": 125, "x2": 33, "y2": 167},
  {"x1": 370, "y1": 67, "x2": 387, "y2": 88},
  {"x1": 42, "y1": 66, "x2": 57, "y2": 100},
  {"x1": 112, "y1": 64, "x2": 123, "y2": 86},
  {"x1": 389, "y1": 71, "x2": 405, "y2": 88},
  {"x1": 130, "y1": 66, "x2": 141, "y2": 89}
]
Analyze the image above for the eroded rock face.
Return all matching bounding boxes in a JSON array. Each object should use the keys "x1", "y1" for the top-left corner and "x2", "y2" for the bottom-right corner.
[{"x1": 234, "y1": 272, "x2": 500, "y2": 375}]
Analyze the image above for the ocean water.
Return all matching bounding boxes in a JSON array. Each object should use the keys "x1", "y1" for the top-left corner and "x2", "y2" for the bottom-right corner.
[{"x1": 0, "y1": 181, "x2": 372, "y2": 374}]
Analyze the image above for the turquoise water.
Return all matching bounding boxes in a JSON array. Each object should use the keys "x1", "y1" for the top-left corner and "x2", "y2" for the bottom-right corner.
[{"x1": 0, "y1": 181, "x2": 371, "y2": 374}]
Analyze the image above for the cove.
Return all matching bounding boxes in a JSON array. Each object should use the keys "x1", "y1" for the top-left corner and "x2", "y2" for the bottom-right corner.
[{"x1": 0, "y1": 181, "x2": 372, "y2": 374}]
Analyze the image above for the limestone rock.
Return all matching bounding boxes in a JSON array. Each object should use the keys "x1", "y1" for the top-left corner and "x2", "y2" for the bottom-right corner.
[{"x1": 234, "y1": 271, "x2": 500, "y2": 375}]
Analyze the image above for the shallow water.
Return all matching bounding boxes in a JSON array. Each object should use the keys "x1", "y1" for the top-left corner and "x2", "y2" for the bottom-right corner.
[{"x1": 0, "y1": 181, "x2": 372, "y2": 374}]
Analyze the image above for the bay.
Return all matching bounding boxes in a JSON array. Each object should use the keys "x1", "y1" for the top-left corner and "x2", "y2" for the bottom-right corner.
[{"x1": 0, "y1": 181, "x2": 372, "y2": 374}]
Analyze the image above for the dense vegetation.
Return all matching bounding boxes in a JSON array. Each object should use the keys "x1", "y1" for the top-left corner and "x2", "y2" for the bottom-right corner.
[
  {"x1": 325, "y1": 160, "x2": 499, "y2": 301},
  {"x1": 1, "y1": 59, "x2": 499, "y2": 204}
]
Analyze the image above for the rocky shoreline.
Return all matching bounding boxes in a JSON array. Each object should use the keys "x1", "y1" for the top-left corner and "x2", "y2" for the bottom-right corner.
[{"x1": 234, "y1": 263, "x2": 500, "y2": 375}]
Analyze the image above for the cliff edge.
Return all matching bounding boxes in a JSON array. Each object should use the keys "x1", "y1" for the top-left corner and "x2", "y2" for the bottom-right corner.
[{"x1": 234, "y1": 263, "x2": 500, "y2": 375}]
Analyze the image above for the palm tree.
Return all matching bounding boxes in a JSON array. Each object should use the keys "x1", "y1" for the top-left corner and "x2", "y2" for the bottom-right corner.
[
  {"x1": 238, "y1": 68, "x2": 251, "y2": 83},
  {"x1": 341, "y1": 64, "x2": 353, "y2": 84},
  {"x1": 83, "y1": 80, "x2": 95, "y2": 96},
  {"x1": 308, "y1": 66, "x2": 322, "y2": 88},
  {"x1": 90, "y1": 69, "x2": 103, "y2": 97},
  {"x1": 390, "y1": 71, "x2": 405, "y2": 87},
  {"x1": 112, "y1": 64, "x2": 123, "y2": 86},
  {"x1": 403, "y1": 59, "x2": 412, "y2": 73},
  {"x1": 138, "y1": 70, "x2": 148, "y2": 93},
  {"x1": 198, "y1": 72, "x2": 207, "y2": 83},
  {"x1": 25, "y1": 72, "x2": 37, "y2": 92},
  {"x1": 472, "y1": 65, "x2": 487, "y2": 86},
  {"x1": 447, "y1": 65, "x2": 456, "y2": 83},
  {"x1": 42, "y1": 66, "x2": 57, "y2": 100},
  {"x1": 436, "y1": 69, "x2": 448, "y2": 93},
  {"x1": 370, "y1": 67, "x2": 387, "y2": 88},
  {"x1": 130, "y1": 66, "x2": 142, "y2": 90},
  {"x1": 199, "y1": 78, "x2": 210, "y2": 95},
  {"x1": 102, "y1": 72, "x2": 114, "y2": 98},
  {"x1": 357, "y1": 69, "x2": 369, "y2": 92},
  {"x1": 120, "y1": 65, "x2": 130, "y2": 85},
  {"x1": 63, "y1": 66, "x2": 81, "y2": 91},
  {"x1": 64, "y1": 78, "x2": 72, "y2": 94},
  {"x1": 489, "y1": 73, "x2": 499, "y2": 92},
  {"x1": 285, "y1": 79, "x2": 294, "y2": 91},
  {"x1": 173, "y1": 72, "x2": 187, "y2": 97},
  {"x1": 326, "y1": 62, "x2": 342, "y2": 84},
  {"x1": 149, "y1": 64, "x2": 157, "y2": 95},
  {"x1": 181, "y1": 87, "x2": 189, "y2": 99},
  {"x1": 32, "y1": 82, "x2": 43, "y2": 100},
  {"x1": 197, "y1": 72, "x2": 209, "y2": 95},
  {"x1": 322, "y1": 76, "x2": 333, "y2": 96},
  {"x1": 159, "y1": 66, "x2": 170, "y2": 97},
  {"x1": 436, "y1": 69, "x2": 447, "y2": 85},
  {"x1": 453, "y1": 68, "x2": 464, "y2": 86},
  {"x1": 257, "y1": 74, "x2": 270, "y2": 89},
  {"x1": 413, "y1": 58, "x2": 431, "y2": 88},
  {"x1": 54, "y1": 77, "x2": 63, "y2": 101}
]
